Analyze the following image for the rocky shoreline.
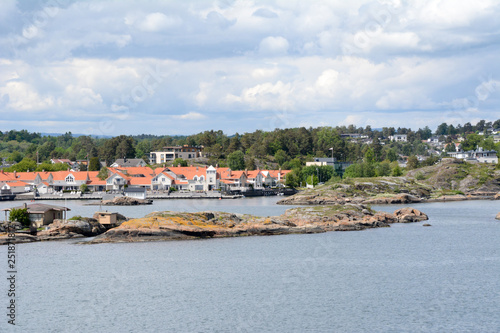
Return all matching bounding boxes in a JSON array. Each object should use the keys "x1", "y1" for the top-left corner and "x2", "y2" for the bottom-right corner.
[
  {"x1": 278, "y1": 159, "x2": 500, "y2": 206},
  {"x1": 278, "y1": 192, "x2": 499, "y2": 206},
  {"x1": 86, "y1": 205, "x2": 429, "y2": 244},
  {"x1": 0, "y1": 218, "x2": 109, "y2": 245}
]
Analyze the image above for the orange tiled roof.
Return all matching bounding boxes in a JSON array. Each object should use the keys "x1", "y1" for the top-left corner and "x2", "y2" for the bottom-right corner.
[{"x1": 167, "y1": 166, "x2": 207, "y2": 181}]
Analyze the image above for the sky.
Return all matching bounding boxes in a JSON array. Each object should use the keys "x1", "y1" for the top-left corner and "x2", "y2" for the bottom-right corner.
[{"x1": 0, "y1": 0, "x2": 499, "y2": 136}]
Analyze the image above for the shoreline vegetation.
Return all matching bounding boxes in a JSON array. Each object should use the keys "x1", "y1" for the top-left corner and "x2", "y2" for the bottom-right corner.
[{"x1": 278, "y1": 159, "x2": 500, "y2": 205}]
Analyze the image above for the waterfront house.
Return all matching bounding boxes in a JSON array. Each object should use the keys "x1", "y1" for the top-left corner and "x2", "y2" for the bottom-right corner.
[
  {"x1": 124, "y1": 186, "x2": 147, "y2": 199},
  {"x1": 2, "y1": 203, "x2": 70, "y2": 227},
  {"x1": 106, "y1": 171, "x2": 128, "y2": 191},
  {"x1": 217, "y1": 168, "x2": 248, "y2": 191},
  {"x1": 151, "y1": 171, "x2": 176, "y2": 191},
  {"x1": 51, "y1": 171, "x2": 91, "y2": 191},
  {"x1": 168, "y1": 166, "x2": 210, "y2": 191},
  {"x1": 246, "y1": 170, "x2": 264, "y2": 189}
]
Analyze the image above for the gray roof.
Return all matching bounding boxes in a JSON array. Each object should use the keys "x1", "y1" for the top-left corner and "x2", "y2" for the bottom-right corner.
[
  {"x1": 124, "y1": 186, "x2": 146, "y2": 193},
  {"x1": 2, "y1": 203, "x2": 70, "y2": 213},
  {"x1": 112, "y1": 158, "x2": 146, "y2": 167}
]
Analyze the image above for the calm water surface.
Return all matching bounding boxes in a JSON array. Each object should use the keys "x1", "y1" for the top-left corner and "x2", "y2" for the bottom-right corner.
[{"x1": 0, "y1": 199, "x2": 499, "y2": 332}]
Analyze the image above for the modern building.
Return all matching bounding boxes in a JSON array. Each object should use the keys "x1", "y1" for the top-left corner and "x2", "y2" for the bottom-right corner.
[{"x1": 149, "y1": 146, "x2": 203, "y2": 164}]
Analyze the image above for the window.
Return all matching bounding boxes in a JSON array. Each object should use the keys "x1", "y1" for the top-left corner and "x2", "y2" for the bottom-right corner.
[{"x1": 65, "y1": 175, "x2": 74, "y2": 183}]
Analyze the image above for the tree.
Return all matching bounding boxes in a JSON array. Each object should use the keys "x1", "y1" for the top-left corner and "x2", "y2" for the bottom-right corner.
[
  {"x1": 392, "y1": 164, "x2": 403, "y2": 176},
  {"x1": 173, "y1": 158, "x2": 188, "y2": 167},
  {"x1": 376, "y1": 161, "x2": 392, "y2": 177},
  {"x1": 227, "y1": 151, "x2": 245, "y2": 170},
  {"x1": 302, "y1": 165, "x2": 335, "y2": 183},
  {"x1": 98, "y1": 167, "x2": 109, "y2": 180},
  {"x1": 80, "y1": 184, "x2": 88, "y2": 193},
  {"x1": 445, "y1": 143, "x2": 456, "y2": 153},
  {"x1": 435, "y1": 123, "x2": 448, "y2": 135},
  {"x1": 364, "y1": 148, "x2": 375, "y2": 164},
  {"x1": 274, "y1": 149, "x2": 288, "y2": 166},
  {"x1": 245, "y1": 156, "x2": 256, "y2": 170},
  {"x1": 88, "y1": 157, "x2": 101, "y2": 171},
  {"x1": 406, "y1": 156, "x2": 419, "y2": 170},
  {"x1": 462, "y1": 133, "x2": 481, "y2": 151},
  {"x1": 7, "y1": 151, "x2": 23, "y2": 163},
  {"x1": 9, "y1": 208, "x2": 30, "y2": 227},
  {"x1": 7, "y1": 158, "x2": 37, "y2": 172},
  {"x1": 284, "y1": 169, "x2": 300, "y2": 188},
  {"x1": 387, "y1": 149, "x2": 398, "y2": 162}
]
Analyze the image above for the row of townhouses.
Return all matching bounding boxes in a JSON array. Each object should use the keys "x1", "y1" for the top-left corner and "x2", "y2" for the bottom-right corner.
[{"x1": 0, "y1": 166, "x2": 291, "y2": 195}]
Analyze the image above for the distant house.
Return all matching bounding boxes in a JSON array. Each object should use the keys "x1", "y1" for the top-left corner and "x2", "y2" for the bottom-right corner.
[
  {"x1": 149, "y1": 146, "x2": 203, "y2": 164},
  {"x1": 427, "y1": 136, "x2": 440, "y2": 144},
  {"x1": 2, "y1": 203, "x2": 70, "y2": 228},
  {"x1": 389, "y1": 134, "x2": 407, "y2": 142},
  {"x1": 448, "y1": 147, "x2": 498, "y2": 164},
  {"x1": 124, "y1": 186, "x2": 147, "y2": 199},
  {"x1": 493, "y1": 134, "x2": 500, "y2": 144},
  {"x1": 110, "y1": 158, "x2": 147, "y2": 168},
  {"x1": 50, "y1": 158, "x2": 72, "y2": 165}
]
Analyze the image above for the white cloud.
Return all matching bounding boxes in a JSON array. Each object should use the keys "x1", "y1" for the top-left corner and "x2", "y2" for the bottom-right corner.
[
  {"x1": 1, "y1": 0, "x2": 500, "y2": 134},
  {"x1": 137, "y1": 12, "x2": 181, "y2": 32},
  {"x1": 259, "y1": 36, "x2": 289, "y2": 56},
  {"x1": 172, "y1": 112, "x2": 207, "y2": 120}
]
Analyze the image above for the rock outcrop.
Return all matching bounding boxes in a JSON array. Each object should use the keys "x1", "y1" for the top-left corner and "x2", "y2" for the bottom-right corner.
[
  {"x1": 87, "y1": 205, "x2": 429, "y2": 244},
  {"x1": 496, "y1": 212, "x2": 500, "y2": 220},
  {"x1": 38, "y1": 219, "x2": 106, "y2": 239},
  {"x1": 101, "y1": 196, "x2": 152, "y2": 205},
  {"x1": 0, "y1": 218, "x2": 107, "y2": 244},
  {"x1": 393, "y1": 207, "x2": 429, "y2": 223}
]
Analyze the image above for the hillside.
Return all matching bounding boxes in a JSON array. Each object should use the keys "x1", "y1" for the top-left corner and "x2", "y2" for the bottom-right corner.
[{"x1": 278, "y1": 159, "x2": 500, "y2": 205}]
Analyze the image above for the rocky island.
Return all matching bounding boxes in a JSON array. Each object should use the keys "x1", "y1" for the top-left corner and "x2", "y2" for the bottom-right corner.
[
  {"x1": 278, "y1": 159, "x2": 500, "y2": 206},
  {"x1": 87, "y1": 205, "x2": 428, "y2": 244}
]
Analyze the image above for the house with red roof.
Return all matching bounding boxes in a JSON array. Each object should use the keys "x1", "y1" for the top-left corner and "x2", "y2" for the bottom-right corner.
[
  {"x1": 217, "y1": 168, "x2": 248, "y2": 191},
  {"x1": 246, "y1": 170, "x2": 264, "y2": 189}
]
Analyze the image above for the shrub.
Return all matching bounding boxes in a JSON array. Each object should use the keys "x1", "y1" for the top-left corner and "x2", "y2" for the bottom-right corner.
[
  {"x1": 415, "y1": 172, "x2": 425, "y2": 180},
  {"x1": 9, "y1": 208, "x2": 30, "y2": 227}
]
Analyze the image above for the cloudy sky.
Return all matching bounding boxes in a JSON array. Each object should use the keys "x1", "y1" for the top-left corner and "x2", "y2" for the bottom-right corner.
[{"x1": 1, "y1": 0, "x2": 499, "y2": 136}]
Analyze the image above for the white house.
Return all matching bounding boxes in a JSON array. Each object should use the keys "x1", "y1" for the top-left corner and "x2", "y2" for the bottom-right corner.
[
  {"x1": 448, "y1": 147, "x2": 498, "y2": 164},
  {"x1": 389, "y1": 134, "x2": 407, "y2": 142},
  {"x1": 106, "y1": 172, "x2": 128, "y2": 191},
  {"x1": 124, "y1": 186, "x2": 147, "y2": 199}
]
